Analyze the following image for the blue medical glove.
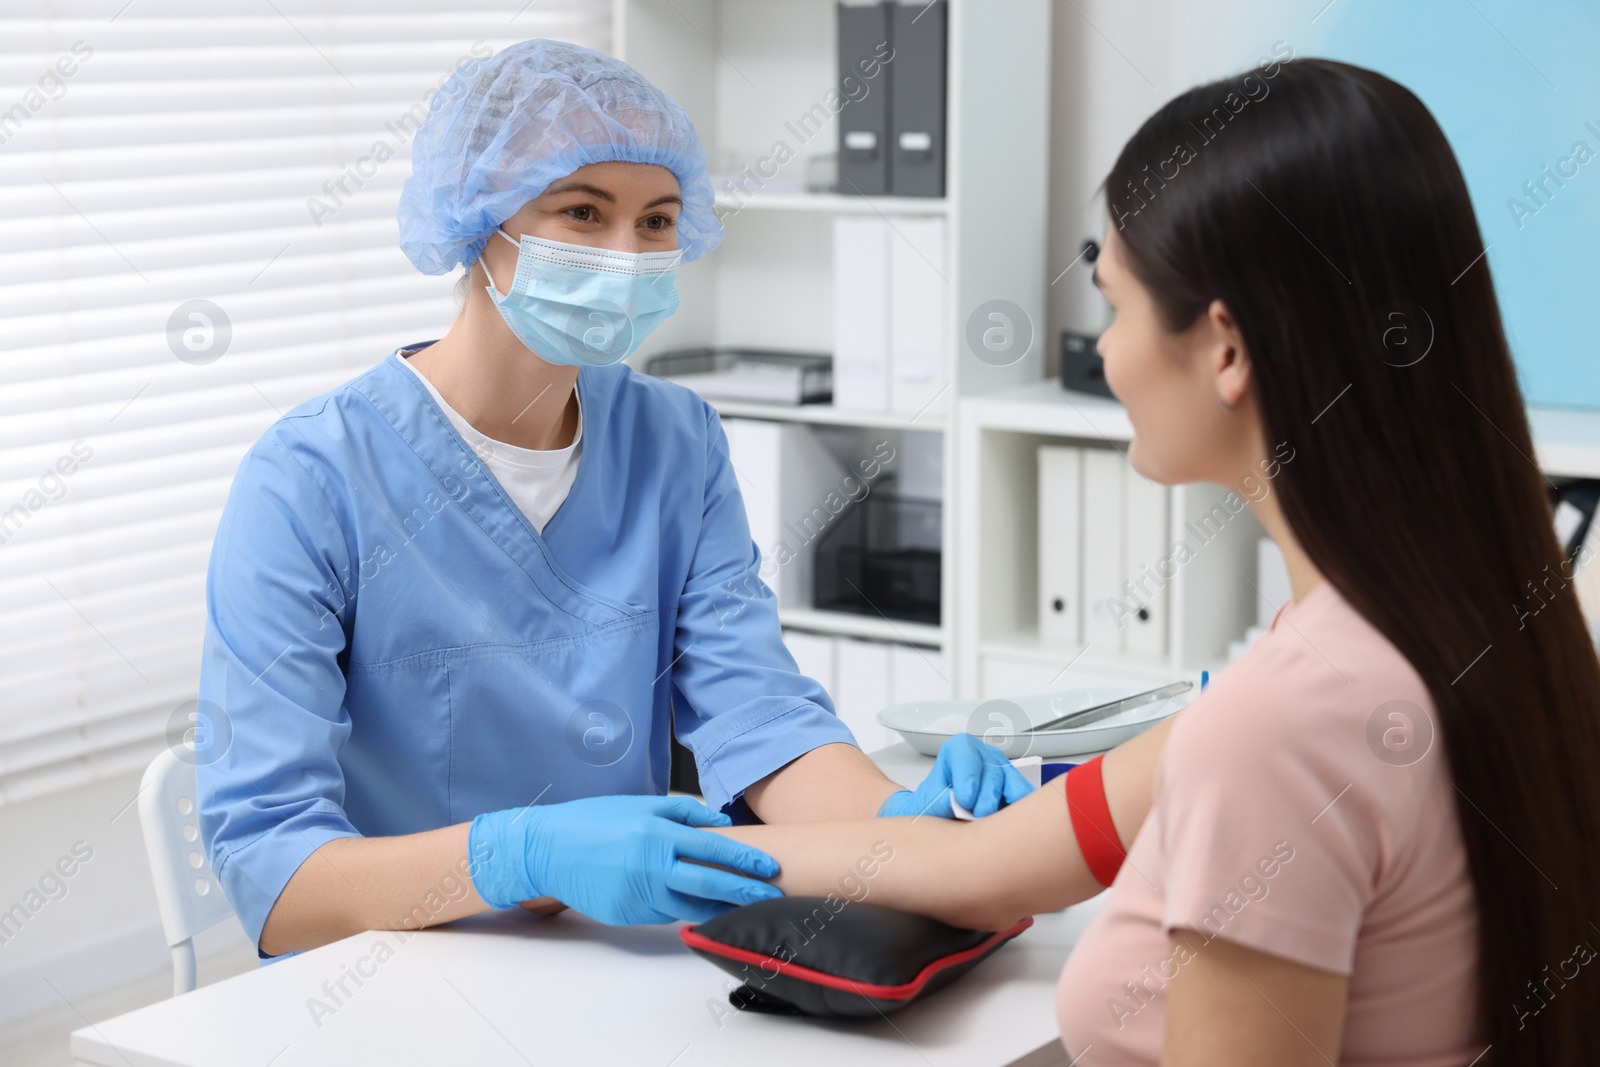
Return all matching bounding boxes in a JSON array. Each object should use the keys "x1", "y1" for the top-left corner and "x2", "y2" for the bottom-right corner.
[
  {"x1": 468, "y1": 794, "x2": 784, "y2": 925},
  {"x1": 877, "y1": 734, "x2": 1036, "y2": 819}
]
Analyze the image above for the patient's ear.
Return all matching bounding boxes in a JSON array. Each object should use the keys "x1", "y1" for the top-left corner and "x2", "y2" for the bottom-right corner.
[{"x1": 1206, "y1": 298, "x2": 1252, "y2": 410}]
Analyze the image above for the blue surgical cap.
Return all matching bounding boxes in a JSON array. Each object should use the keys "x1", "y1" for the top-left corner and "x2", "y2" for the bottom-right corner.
[{"x1": 397, "y1": 39, "x2": 722, "y2": 275}]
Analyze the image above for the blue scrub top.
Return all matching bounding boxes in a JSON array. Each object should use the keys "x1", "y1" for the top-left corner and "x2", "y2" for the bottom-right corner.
[{"x1": 196, "y1": 347, "x2": 857, "y2": 953}]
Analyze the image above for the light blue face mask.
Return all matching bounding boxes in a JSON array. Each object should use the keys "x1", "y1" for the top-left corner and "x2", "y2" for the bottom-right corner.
[{"x1": 481, "y1": 228, "x2": 682, "y2": 367}]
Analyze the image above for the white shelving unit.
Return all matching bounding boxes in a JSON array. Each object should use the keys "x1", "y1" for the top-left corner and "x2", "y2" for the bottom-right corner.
[
  {"x1": 707, "y1": 396, "x2": 945, "y2": 431},
  {"x1": 615, "y1": 0, "x2": 1053, "y2": 700},
  {"x1": 778, "y1": 606, "x2": 942, "y2": 647},
  {"x1": 956, "y1": 384, "x2": 1600, "y2": 700},
  {"x1": 1531, "y1": 406, "x2": 1600, "y2": 480},
  {"x1": 713, "y1": 192, "x2": 950, "y2": 216},
  {"x1": 613, "y1": 2, "x2": 1600, "y2": 710},
  {"x1": 958, "y1": 383, "x2": 1261, "y2": 699}
]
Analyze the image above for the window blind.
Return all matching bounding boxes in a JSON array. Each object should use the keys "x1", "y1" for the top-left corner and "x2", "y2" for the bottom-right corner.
[{"x1": 0, "y1": 0, "x2": 611, "y2": 804}]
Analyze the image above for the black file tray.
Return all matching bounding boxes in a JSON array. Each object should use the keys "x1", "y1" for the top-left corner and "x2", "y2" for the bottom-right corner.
[{"x1": 813, "y1": 488, "x2": 941, "y2": 626}]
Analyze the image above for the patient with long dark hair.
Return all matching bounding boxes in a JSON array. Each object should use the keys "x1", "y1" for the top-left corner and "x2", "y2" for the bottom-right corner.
[{"x1": 702, "y1": 58, "x2": 1600, "y2": 1065}]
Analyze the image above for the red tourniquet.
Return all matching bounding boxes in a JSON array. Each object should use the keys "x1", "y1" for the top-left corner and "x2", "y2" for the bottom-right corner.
[{"x1": 1064, "y1": 754, "x2": 1126, "y2": 887}]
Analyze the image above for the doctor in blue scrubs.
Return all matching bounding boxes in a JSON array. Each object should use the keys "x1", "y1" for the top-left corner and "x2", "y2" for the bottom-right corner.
[{"x1": 197, "y1": 39, "x2": 1032, "y2": 959}]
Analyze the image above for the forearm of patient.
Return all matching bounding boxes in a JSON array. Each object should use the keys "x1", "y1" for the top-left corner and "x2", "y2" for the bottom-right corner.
[
  {"x1": 708, "y1": 777, "x2": 1091, "y2": 932},
  {"x1": 701, "y1": 715, "x2": 1175, "y2": 931}
]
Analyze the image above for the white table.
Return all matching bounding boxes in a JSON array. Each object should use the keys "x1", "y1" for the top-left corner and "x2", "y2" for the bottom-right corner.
[{"x1": 72, "y1": 743, "x2": 1108, "y2": 1067}]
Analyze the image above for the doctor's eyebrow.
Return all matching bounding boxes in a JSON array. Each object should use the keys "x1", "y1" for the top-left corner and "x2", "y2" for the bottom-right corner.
[
  {"x1": 544, "y1": 181, "x2": 616, "y2": 202},
  {"x1": 542, "y1": 181, "x2": 683, "y2": 212}
]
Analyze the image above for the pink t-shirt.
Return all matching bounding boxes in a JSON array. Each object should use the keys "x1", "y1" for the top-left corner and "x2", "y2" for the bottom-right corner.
[{"x1": 1057, "y1": 580, "x2": 1482, "y2": 1064}]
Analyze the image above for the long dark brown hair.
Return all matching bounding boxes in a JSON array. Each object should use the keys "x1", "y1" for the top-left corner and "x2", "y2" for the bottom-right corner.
[{"x1": 1105, "y1": 57, "x2": 1600, "y2": 1063}]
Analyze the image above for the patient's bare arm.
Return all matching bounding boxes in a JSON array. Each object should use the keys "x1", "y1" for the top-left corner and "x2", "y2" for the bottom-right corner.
[{"x1": 709, "y1": 715, "x2": 1174, "y2": 931}]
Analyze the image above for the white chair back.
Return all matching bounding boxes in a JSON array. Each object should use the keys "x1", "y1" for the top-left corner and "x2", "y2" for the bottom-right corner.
[{"x1": 138, "y1": 748, "x2": 235, "y2": 996}]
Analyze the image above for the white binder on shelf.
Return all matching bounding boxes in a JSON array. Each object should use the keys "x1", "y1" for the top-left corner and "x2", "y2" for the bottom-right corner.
[
  {"x1": 889, "y1": 643, "x2": 947, "y2": 706},
  {"x1": 720, "y1": 418, "x2": 847, "y2": 609},
  {"x1": 1123, "y1": 470, "x2": 1169, "y2": 658},
  {"x1": 1081, "y1": 447, "x2": 1124, "y2": 653},
  {"x1": 888, "y1": 215, "x2": 948, "y2": 419},
  {"x1": 832, "y1": 215, "x2": 890, "y2": 412},
  {"x1": 834, "y1": 637, "x2": 895, "y2": 751},
  {"x1": 1037, "y1": 444, "x2": 1083, "y2": 647},
  {"x1": 783, "y1": 628, "x2": 838, "y2": 706}
]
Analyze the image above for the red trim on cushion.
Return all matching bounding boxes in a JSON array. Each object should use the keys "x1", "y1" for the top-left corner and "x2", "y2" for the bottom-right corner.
[
  {"x1": 1065, "y1": 754, "x2": 1125, "y2": 887},
  {"x1": 679, "y1": 915, "x2": 1033, "y2": 1001}
]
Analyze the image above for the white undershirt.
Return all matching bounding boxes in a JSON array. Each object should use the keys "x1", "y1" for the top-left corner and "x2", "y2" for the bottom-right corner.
[{"x1": 399, "y1": 352, "x2": 582, "y2": 535}]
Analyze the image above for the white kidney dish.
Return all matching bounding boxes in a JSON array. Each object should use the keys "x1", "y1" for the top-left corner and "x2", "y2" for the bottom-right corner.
[{"x1": 875, "y1": 679, "x2": 1194, "y2": 758}]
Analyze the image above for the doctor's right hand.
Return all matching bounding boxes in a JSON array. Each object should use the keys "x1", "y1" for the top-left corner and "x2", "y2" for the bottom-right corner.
[
  {"x1": 467, "y1": 795, "x2": 784, "y2": 925},
  {"x1": 878, "y1": 733, "x2": 1035, "y2": 820}
]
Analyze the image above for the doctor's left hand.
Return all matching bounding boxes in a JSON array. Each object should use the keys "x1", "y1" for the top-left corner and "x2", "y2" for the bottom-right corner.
[
  {"x1": 468, "y1": 794, "x2": 784, "y2": 926},
  {"x1": 878, "y1": 733, "x2": 1036, "y2": 820}
]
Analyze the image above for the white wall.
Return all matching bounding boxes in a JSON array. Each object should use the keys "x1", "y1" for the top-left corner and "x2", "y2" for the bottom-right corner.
[
  {"x1": 1046, "y1": 0, "x2": 1174, "y2": 357},
  {"x1": 0, "y1": 769, "x2": 247, "y2": 1023},
  {"x1": 1045, "y1": 0, "x2": 1280, "y2": 360}
]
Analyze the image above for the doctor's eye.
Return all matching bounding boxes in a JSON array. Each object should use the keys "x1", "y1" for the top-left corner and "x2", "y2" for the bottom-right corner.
[
  {"x1": 564, "y1": 205, "x2": 599, "y2": 223},
  {"x1": 641, "y1": 213, "x2": 677, "y2": 232}
]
